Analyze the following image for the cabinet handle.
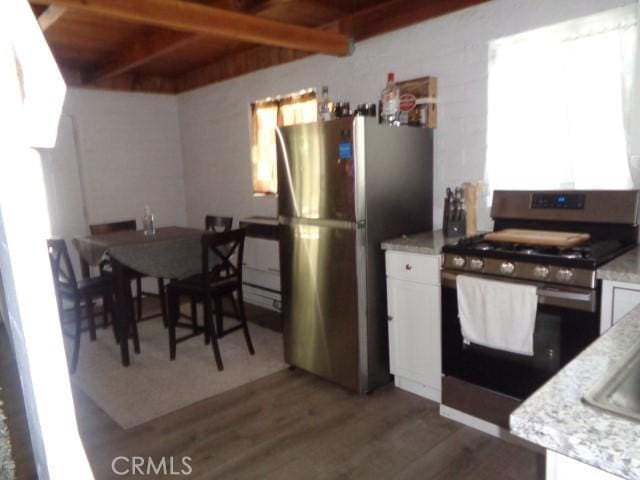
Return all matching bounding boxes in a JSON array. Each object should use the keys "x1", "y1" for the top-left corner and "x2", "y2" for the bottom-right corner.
[
  {"x1": 387, "y1": 315, "x2": 393, "y2": 321},
  {"x1": 405, "y1": 264, "x2": 412, "y2": 271}
]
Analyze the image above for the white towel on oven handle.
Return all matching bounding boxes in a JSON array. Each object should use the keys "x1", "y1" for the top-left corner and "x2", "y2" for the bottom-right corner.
[{"x1": 456, "y1": 275, "x2": 538, "y2": 356}]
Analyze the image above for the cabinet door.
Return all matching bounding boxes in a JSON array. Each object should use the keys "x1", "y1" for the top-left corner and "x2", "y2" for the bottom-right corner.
[
  {"x1": 387, "y1": 277, "x2": 441, "y2": 390},
  {"x1": 612, "y1": 286, "x2": 640, "y2": 324}
]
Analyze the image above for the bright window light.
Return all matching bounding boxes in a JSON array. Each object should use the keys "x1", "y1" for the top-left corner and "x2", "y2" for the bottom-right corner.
[
  {"x1": 250, "y1": 90, "x2": 317, "y2": 196},
  {"x1": 485, "y1": 5, "x2": 636, "y2": 194},
  {"x1": 0, "y1": 1, "x2": 93, "y2": 479}
]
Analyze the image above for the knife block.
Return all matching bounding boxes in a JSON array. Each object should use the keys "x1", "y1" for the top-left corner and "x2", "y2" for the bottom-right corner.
[{"x1": 443, "y1": 198, "x2": 466, "y2": 237}]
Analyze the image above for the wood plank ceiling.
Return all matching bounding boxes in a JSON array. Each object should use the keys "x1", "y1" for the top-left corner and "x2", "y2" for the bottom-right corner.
[{"x1": 29, "y1": 0, "x2": 489, "y2": 94}]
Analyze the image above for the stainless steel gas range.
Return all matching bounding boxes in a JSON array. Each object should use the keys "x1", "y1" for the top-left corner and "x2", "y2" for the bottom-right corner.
[{"x1": 440, "y1": 190, "x2": 640, "y2": 428}]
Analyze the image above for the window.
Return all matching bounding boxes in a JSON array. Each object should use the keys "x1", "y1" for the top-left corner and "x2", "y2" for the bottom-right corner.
[
  {"x1": 250, "y1": 90, "x2": 317, "y2": 195},
  {"x1": 485, "y1": 6, "x2": 637, "y2": 193}
]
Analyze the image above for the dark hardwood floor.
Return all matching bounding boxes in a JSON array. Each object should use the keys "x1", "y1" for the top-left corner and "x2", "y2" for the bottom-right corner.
[{"x1": 0, "y1": 302, "x2": 543, "y2": 480}]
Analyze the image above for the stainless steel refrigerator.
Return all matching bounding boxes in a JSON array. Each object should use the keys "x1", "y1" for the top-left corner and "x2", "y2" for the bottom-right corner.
[{"x1": 277, "y1": 117, "x2": 433, "y2": 393}]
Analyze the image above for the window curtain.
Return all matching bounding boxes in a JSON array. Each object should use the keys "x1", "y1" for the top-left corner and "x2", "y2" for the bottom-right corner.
[
  {"x1": 485, "y1": 5, "x2": 637, "y2": 194},
  {"x1": 250, "y1": 92, "x2": 316, "y2": 195}
]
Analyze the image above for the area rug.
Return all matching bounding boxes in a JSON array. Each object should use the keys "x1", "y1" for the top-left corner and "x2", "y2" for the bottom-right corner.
[{"x1": 70, "y1": 313, "x2": 286, "y2": 430}]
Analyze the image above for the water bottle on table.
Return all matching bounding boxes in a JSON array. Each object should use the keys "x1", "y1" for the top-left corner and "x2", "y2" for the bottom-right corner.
[{"x1": 143, "y1": 205, "x2": 156, "y2": 236}]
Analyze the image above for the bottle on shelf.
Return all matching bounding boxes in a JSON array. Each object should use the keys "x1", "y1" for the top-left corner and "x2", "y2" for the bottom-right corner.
[
  {"x1": 380, "y1": 72, "x2": 400, "y2": 126},
  {"x1": 317, "y1": 86, "x2": 334, "y2": 122},
  {"x1": 143, "y1": 205, "x2": 156, "y2": 236}
]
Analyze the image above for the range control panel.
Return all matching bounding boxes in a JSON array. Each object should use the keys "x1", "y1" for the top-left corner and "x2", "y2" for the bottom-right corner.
[{"x1": 531, "y1": 193, "x2": 586, "y2": 210}]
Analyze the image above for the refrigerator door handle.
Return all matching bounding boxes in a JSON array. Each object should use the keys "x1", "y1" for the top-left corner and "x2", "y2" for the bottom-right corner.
[{"x1": 275, "y1": 125, "x2": 301, "y2": 217}]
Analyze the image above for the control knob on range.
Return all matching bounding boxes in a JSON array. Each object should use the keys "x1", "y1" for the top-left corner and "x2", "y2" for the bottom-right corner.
[
  {"x1": 452, "y1": 256, "x2": 466, "y2": 268},
  {"x1": 469, "y1": 258, "x2": 484, "y2": 271},
  {"x1": 499, "y1": 261, "x2": 515, "y2": 275},
  {"x1": 556, "y1": 268, "x2": 575, "y2": 283},
  {"x1": 533, "y1": 265, "x2": 550, "y2": 279}
]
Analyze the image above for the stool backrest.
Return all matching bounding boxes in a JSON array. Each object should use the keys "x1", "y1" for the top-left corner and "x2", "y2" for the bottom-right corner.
[
  {"x1": 201, "y1": 229, "x2": 245, "y2": 288},
  {"x1": 205, "y1": 215, "x2": 233, "y2": 233},
  {"x1": 89, "y1": 219, "x2": 136, "y2": 235},
  {"x1": 47, "y1": 238, "x2": 77, "y2": 292}
]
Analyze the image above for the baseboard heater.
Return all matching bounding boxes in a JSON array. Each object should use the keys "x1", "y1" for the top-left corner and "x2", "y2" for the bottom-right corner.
[{"x1": 243, "y1": 282, "x2": 281, "y2": 312}]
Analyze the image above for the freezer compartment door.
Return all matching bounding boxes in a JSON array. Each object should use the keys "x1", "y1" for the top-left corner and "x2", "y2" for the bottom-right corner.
[
  {"x1": 280, "y1": 221, "x2": 360, "y2": 391},
  {"x1": 277, "y1": 118, "x2": 358, "y2": 222}
]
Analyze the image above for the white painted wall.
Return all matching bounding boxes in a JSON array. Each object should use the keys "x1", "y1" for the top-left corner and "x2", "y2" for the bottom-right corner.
[
  {"x1": 40, "y1": 114, "x2": 86, "y2": 274},
  {"x1": 47, "y1": 0, "x2": 636, "y2": 233},
  {"x1": 177, "y1": 0, "x2": 635, "y2": 231},
  {"x1": 61, "y1": 88, "x2": 187, "y2": 230}
]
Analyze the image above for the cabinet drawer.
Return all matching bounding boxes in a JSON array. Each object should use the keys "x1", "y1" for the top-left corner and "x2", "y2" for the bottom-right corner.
[{"x1": 385, "y1": 251, "x2": 441, "y2": 285}]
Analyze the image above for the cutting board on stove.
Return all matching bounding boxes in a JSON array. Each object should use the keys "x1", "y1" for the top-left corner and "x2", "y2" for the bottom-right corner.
[{"x1": 483, "y1": 229, "x2": 590, "y2": 247}]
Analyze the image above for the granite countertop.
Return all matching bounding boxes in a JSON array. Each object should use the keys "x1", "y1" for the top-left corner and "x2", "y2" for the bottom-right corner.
[
  {"x1": 598, "y1": 246, "x2": 640, "y2": 284},
  {"x1": 510, "y1": 304, "x2": 640, "y2": 479},
  {"x1": 381, "y1": 230, "x2": 463, "y2": 255}
]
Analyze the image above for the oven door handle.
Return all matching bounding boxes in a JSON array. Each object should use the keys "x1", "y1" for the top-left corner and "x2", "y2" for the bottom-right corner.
[
  {"x1": 536, "y1": 288, "x2": 592, "y2": 302},
  {"x1": 441, "y1": 271, "x2": 597, "y2": 312}
]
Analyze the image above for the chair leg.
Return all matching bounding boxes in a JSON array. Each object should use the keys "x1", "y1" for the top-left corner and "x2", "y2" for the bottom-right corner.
[
  {"x1": 106, "y1": 293, "x2": 119, "y2": 344},
  {"x1": 209, "y1": 297, "x2": 224, "y2": 371},
  {"x1": 229, "y1": 293, "x2": 240, "y2": 319},
  {"x1": 136, "y1": 276, "x2": 143, "y2": 322},
  {"x1": 216, "y1": 297, "x2": 225, "y2": 338},
  {"x1": 158, "y1": 278, "x2": 168, "y2": 328},
  {"x1": 202, "y1": 297, "x2": 211, "y2": 346},
  {"x1": 128, "y1": 296, "x2": 141, "y2": 354},
  {"x1": 237, "y1": 289, "x2": 255, "y2": 355},
  {"x1": 102, "y1": 294, "x2": 109, "y2": 329},
  {"x1": 86, "y1": 297, "x2": 97, "y2": 341},
  {"x1": 168, "y1": 291, "x2": 178, "y2": 360},
  {"x1": 131, "y1": 318, "x2": 140, "y2": 354},
  {"x1": 70, "y1": 300, "x2": 82, "y2": 373},
  {"x1": 190, "y1": 297, "x2": 199, "y2": 337}
]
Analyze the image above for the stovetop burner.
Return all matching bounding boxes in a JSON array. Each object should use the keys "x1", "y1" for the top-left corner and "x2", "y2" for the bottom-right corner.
[
  {"x1": 443, "y1": 235, "x2": 629, "y2": 269},
  {"x1": 441, "y1": 189, "x2": 639, "y2": 287}
]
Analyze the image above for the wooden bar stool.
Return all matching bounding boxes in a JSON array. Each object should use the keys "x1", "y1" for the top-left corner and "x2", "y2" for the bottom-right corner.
[
  {"x1": 166, "y1": 229, "x2": 254, "y2": 370},
  {"x1": 47, "y1": 238, "x2": 126, "y2": 372}
]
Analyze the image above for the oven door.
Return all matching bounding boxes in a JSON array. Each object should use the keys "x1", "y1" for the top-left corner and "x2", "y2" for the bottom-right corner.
[{"x1": 441, "y1": 270, "x2": 600, "y2": 400}]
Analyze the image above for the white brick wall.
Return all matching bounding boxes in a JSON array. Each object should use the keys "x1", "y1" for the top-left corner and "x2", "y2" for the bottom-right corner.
[
  {"x1": 62, "y1": 88, "x2": 188, "y2": 229},
  {"x1": 177, "y1": 0, "x2": 634, "y2": 231},
  {"x1": 56, "y1": 0, "x2": 634, "y2": 232}
]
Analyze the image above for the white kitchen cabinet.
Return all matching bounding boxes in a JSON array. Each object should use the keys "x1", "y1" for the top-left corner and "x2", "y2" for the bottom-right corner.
[
  {"x1": 546, "y1": 451, "x2": 624, "y2": 480},
  {"x1": 385, "y1": 250, "x2": 441, "y2": 402},
  {"x1": 600, "y1": 279, "x2": 640, "y2": 333}
]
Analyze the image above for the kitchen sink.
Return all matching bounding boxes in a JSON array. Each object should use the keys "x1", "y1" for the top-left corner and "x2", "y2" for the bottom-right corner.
[{"x1": 583, "y1": 342, "x2": 640, "y2": 422}]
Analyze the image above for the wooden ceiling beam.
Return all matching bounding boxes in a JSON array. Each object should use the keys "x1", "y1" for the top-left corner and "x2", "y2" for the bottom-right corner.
[
  {"x1": 84, "y1": 0, "x2": 271, "y2": 84},
  {"x1": 37, "y1": 5, "x2": 67, "y2": 31},
  {"x1": 175, "y1": 0, "x2": 490, "y2": 92},
  {"x1": 29, "y1": 0, "x2": 351, "y2": 56}
]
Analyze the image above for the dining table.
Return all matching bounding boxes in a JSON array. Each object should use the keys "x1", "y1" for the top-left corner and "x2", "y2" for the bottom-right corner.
[{"x1": 72, "y1": 226, "x2": 206, "y2": 366}]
